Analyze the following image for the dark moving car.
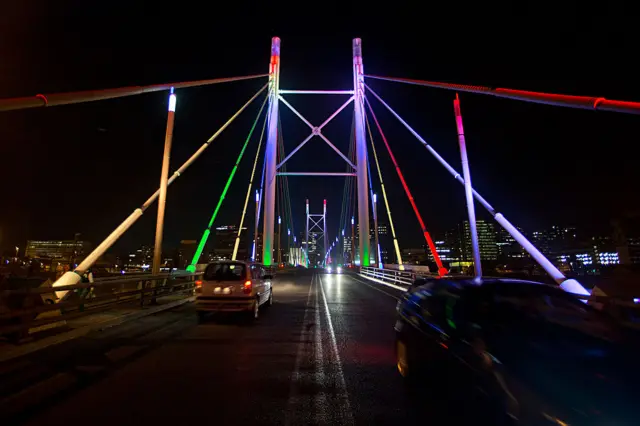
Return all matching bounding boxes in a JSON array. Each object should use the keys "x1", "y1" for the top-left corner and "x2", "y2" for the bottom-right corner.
[{"x1": 395, "y1": 277, "x2": 639, "y2": 425}]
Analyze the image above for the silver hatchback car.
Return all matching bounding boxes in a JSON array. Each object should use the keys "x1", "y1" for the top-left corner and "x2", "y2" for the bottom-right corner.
[{"x1": 195, "y1": 261, "x2": 273, "y2": 321}]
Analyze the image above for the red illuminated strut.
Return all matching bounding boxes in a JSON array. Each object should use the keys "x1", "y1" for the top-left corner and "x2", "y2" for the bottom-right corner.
[{"x1": 364, "y1": 97, "x2": 448, "y2": 277}]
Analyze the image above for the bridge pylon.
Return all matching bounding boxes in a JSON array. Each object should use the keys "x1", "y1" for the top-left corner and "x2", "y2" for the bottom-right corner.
[
  {"x1": 260, "y1": 37, "x2": 371, "y2": 268},
  {"x1": 306, "y1": 199, "x2": 328, "y2": 267},
  {"x1": 353, "y1": 38, "x2": 371, "y2": 267},
  {"x1": 262, "y1": 37, "x2": 281, "y2": 266}
]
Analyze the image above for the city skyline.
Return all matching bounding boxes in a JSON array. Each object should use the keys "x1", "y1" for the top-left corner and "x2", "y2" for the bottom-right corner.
[
  {"x1": 3, "y1": 205, "x2": 636, "y2": 256},
  {"x1": 7, "y1": 218, "x2": 635, "y2": 270}
]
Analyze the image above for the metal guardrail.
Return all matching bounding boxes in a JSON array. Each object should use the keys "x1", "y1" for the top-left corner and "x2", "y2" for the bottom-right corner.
[
  {"x1": 0, "y1": 272, "x2": 202, "y2": 342},
  {"x1": 359, "y1": 267, "x2": 429, "y2": 288}
]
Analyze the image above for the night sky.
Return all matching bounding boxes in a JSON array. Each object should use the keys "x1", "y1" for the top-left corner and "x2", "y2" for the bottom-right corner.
[{"x1": 0, "y1": 2, "x2": 637, "y2": 254}]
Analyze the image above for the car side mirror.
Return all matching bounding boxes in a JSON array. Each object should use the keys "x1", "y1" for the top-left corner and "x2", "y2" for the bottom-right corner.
[{"x1": 263, "y1": 274, "x2": 273, "y2": 280}]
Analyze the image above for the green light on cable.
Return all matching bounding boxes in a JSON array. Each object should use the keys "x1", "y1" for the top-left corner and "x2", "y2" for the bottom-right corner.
[
  {"x1": 188, "y1": 96, "x2": 268, "y2": 270},
  {"x1": 187, "y1": 229, "x2": 210, "y2": 272}
]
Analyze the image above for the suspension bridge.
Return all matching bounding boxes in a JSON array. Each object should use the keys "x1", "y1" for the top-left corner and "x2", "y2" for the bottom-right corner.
[{"x1": 1, "y1": 37, "x2": 638, "y2": 424}]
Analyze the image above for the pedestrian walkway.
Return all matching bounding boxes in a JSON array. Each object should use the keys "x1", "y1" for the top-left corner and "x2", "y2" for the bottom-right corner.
[{"x1": 0, "y1": 293, "x2": 193, "y2": 362}]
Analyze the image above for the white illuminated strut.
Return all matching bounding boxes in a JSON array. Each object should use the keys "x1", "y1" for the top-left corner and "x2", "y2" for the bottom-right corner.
[{"x1": 168, "y1": 89, "x2": 177, "y2": 112}]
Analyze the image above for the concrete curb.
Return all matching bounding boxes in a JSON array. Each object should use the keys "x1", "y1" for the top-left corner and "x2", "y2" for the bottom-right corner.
[{"x1": 0, "y1": 296, "x2": 195, "y2": 363}]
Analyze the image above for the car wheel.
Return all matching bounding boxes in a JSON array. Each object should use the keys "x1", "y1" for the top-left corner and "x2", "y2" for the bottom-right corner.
[{"x1": 267, "y1": 289, "x2": 273, "y2": 307}]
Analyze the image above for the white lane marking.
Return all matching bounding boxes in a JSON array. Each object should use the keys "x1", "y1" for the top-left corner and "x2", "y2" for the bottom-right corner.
[
  {"x1": 357, "y1": 273, "x2": 409, "y2": 292},
  {"x1": 285, "y1": 274, "x2": 316, "y2": 426},
  {"x1": 313, "y1": 275, "x2": 329, "y2": 424},
  {"x1": 318, "y1": 274, "x2": 354, "y2": 425},
  {"x1": 350, "y1": 275, "x2": 402, "y2": 301}
]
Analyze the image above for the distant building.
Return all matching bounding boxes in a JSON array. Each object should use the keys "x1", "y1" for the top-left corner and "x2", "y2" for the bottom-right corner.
[
  {"x1": 402, "y1": 247, "x2": 428, "y2": 265},
  {"x1": 496, "y1": 227, "x2": 526, "y2": 259},
  {"x1": 207, "y1": 225, "x2": 247, "y2": 261},
  {"x1": 432, "y1": 240, "x2": 458, "y2": 262},
  {"x1": 351, "y1": 222, "x2": 390, "y2": 264},
  {"x1": 343, "y1": 236, "x2": 353, "y2": 261},
  {"x1": 255, "y1": 232, "x2": 263, "y2": 262},
  {"x1": 444, "y1": 229, "x2": 462, "y2": 261},
  {"x1": 376, "y1": 223, "x2": 390, "y2": 263},
  {"x1": 531, "y1": 225, "x2": 578, "y2": 256},
  {"x1": 459, "y1": 220, "x2": 498, "y2": 261},
  {"x1": 552, "y1": 235, "x2": 620, "y2": 274},
  {"x1": 618, "y1": 237, "x2": 640, "y2": 265},
  {"x1": 302, "y1": 231, "x2": 320, "y2": 266},
  {"x1": 612, "y1": 214, "x2": 640, "y2": 265},
  {"x1": 124, "y1": 245, "x2": 154, "y2": 269},
  {"x1": 177, "y1": 240, "x2": 198, "y2": 268},
  {"x1": 25, "y1": 239, "x2": 90, "y2": 263}
]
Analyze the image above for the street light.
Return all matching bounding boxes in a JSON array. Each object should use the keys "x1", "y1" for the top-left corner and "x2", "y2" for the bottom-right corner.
[
  {"x1": 15, "y1": 246, "x2": 19, "y2": 258},
  {"x1": 277, "y1": 216, "x2": 282, "y2": 264},
  {"x1": 373, "y1": 192, "x2": 379, "y2": 266}
]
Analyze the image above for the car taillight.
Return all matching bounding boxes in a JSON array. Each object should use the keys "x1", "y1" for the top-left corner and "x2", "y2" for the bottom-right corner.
[
  {"x1": 195, "y1": 280, "x2": 202, "y2": 293},
  {"x1": 243, "y1": 280, "x2": 252, "y2": 294}
]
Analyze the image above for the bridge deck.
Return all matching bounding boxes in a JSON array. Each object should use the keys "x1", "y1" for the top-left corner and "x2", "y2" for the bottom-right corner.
[{"x1": 0, "y1": 271, "x2": 480, "y2": 425}]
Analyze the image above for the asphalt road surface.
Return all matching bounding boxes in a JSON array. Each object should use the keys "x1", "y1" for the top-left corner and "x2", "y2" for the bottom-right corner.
[{"x1": 1, "y1": 271, "x2": 472, "y2": 425}]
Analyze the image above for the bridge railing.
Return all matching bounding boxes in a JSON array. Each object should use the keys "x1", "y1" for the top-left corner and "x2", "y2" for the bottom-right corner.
[
  {"x1": 359, "y1": 266, "x2": 425, "y2": 288},
  {"x1": 0, "y1": 272, "x2": 201, "y2": 342}
]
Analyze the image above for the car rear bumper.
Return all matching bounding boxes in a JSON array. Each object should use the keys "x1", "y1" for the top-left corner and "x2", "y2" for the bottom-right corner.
[{"x1": 195, "y1": 296, "x2": 254, "y2": 312}]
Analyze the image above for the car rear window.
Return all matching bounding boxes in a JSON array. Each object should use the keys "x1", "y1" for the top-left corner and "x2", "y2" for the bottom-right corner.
[{"x1": 203, "y1": 263, "x2": 246, "y2": 281}]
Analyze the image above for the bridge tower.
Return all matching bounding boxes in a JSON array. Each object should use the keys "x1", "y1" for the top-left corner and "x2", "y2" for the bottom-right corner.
[
  {"x1": 305, "y1": 199, "x2": 328, "y2": 267},
  {"x1": 262, "y1": 37, "x2": 280, "y2": 266},
  {"x1": 353, "y1": 39, "x2": 371, "y2": 267},
  {"x1": 260, "y1": 38, "x2": 370, "y2": 268}
]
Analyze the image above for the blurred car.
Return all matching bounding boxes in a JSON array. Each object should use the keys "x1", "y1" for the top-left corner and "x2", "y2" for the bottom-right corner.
[
  {"x1": 325, "y1": 265, "x2": 342, "y2": 274},
  {"x1": 195, "y1": 261, "x2": 273, "y2": 321},
  {"x1": 395, "y1": 277, "x2": 639, "y2": 425}
]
